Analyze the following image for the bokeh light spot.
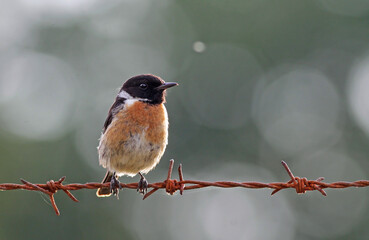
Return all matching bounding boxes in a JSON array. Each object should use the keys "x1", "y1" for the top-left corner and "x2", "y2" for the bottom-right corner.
[
  {"x1": 193, "y1": 41, "x2": 206, "y2": 53},
  {"x1": 253, "y1": 66, "x2": 342, "y2": 156},
  {"x1": 348, "y1": 53, "x2": 369, "y2": 137},
  {"x1": 0, "y1": 52, "x2": 76, "y2": 140}
]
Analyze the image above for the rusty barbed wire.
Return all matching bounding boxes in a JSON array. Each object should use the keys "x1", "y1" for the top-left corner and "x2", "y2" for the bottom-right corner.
[{"x1": 1, "y1": 159, "x2": 369, "y2": 215}]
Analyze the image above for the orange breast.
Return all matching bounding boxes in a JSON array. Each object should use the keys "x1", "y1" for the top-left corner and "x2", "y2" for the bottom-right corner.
[
  {"x1": 124, "y1": 101, "x2": 167, "y2": 143},
  {"x1": 103, "y1": 101, "x2": 168, "y2": 153},
  {"x1": 99, "y1": 101, "x2": 169, "y2": 175}
]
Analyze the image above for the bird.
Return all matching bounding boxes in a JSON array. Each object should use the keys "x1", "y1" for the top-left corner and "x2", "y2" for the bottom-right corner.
[{"x1": 96, "y1": 74, "x2": 178, "y2": 197}]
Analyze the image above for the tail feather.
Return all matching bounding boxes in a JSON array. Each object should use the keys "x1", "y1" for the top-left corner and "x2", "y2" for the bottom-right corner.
[{"x1": 96, "y1": 171, "x2": 113, "y2": 197}]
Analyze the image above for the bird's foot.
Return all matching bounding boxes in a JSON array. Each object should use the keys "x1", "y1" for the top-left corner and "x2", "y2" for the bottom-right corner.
[
  {"x1": 137, "y1": 172, "x2": 148, "y2": 195},
  {"x1": 110, "y1": 173, "x2": 122, "y2": 199}
]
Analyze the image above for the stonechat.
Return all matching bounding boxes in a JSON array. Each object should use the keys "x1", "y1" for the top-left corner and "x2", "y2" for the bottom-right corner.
[{"x1": 96, "y1": 74, "x2": 178, "y2": 197}]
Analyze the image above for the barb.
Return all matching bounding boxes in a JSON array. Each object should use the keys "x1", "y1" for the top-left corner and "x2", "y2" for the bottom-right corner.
[{"x1": 1, "y1": 159, "x2": 368, "y2": 215}]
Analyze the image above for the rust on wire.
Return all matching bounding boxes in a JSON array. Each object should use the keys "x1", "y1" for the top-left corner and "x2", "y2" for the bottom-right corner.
[{"x1": 0, "y1": 159, "x2": 369, "y2": 215}]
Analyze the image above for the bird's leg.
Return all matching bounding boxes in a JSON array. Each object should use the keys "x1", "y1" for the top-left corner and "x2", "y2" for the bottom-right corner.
[
  {"x1": 137, "y1": 172, "x2": 148, "y2": 194},
  {"x1": 110, "y1": 172, "x2": 122, "y2": 198}
]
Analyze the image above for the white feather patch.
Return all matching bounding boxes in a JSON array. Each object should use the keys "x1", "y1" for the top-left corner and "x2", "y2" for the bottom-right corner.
[
  {"x1": 118, "y1": 90, "x2": 133, "y2": 99},
  {"x1": 118, "y1": 90, "x2": 150, "y2": 106}
]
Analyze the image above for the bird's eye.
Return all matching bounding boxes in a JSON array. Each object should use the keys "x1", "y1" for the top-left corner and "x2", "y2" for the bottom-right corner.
[{"x1": 139, "y1": 83, "x2": 148, "y2": 90}]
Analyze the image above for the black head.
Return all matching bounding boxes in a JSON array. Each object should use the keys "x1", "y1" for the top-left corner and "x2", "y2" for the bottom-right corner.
[{"x1": 119, "y1": 74, "x2": 178, "y2": 104}]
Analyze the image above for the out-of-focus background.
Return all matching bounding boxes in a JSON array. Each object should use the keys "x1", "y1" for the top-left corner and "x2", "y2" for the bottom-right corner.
[{"x1": 1, "y1": 1, "x2": 369, "y2": 239}]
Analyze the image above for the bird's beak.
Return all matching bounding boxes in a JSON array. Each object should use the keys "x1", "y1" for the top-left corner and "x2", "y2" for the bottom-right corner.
[{"x1": 155, "y1": 82, "x2": 179, "y2": 90}]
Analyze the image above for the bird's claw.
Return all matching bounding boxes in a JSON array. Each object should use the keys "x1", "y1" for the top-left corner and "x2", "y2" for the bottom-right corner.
[
  {"x1": 137, "y1": 173, "x2": 148, "y2": 194},
  {"x1": 110, "y1": 174, "x2": 122, "y2": 199}
]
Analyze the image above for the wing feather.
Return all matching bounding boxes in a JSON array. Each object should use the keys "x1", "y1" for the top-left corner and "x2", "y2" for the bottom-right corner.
[{"x1": 102, "y1": 97, "x2": 126, "y2": 133}]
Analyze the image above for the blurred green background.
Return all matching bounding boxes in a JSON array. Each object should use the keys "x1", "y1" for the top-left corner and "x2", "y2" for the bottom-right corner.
[{"x1": 1, "y1": 0, "x2": 369, "y2": 239}]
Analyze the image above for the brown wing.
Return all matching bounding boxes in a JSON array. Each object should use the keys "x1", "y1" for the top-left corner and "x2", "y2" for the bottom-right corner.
[{"x1": 102, "y1": 97, "x2": 126, "y2": 133}]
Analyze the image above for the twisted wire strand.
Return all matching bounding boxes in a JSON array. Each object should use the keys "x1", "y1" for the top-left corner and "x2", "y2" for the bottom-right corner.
[{"x1": 0, "y1": 160, "x2": 368, "y2": 215}]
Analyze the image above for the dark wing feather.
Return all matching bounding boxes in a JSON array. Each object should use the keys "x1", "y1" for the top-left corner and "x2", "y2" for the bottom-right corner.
[{"x1": 102, "y1": 97, "x2": 126, "y2": 133}]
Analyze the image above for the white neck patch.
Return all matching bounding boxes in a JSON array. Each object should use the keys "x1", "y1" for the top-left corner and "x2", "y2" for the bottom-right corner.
[
  {"x1": 118, "y1": 90, "x2": 150, "y2": 106},
  {"x1": 118, "y1": 90, "x2": 133, "y2": 99}
]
